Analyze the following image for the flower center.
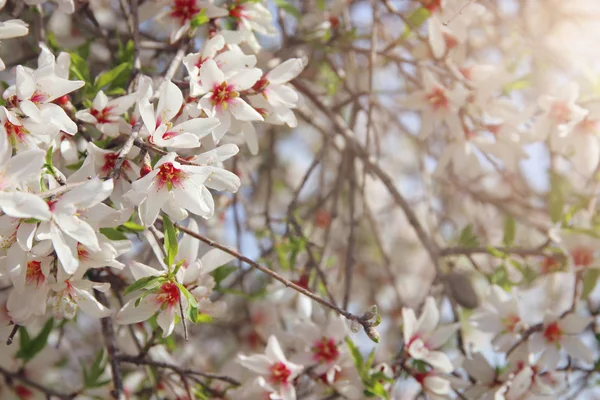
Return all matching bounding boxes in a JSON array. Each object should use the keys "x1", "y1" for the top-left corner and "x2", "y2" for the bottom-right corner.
[
  {"x1": 26, "y1": 260, "x2": 44, "y2": 287},
  {"x1": 541, "y1": 256, "x2": 561, "y2": 273},
  {"x1": 171, "y1": 0, "x2": 201, "y2": 24},
  {"x1": 229, "y1": 4, "x2": 246, "y2": 20},
  {"x1": 502, "y1": 314, "x2": 520, "y2": 333},
  {"x1": 156, "y1": 282, "x2": 180, "y2": 308},
  {"x1": 156, "y1": 162, "x2": 185, "y2": 190},
  {"x1": 572, "y1": 246, "x2": 594, "y2": 267},
  {"x1": 101, "y1": 152, "x2": 130, "y2": 175},
  {"x1": 30, "y1": 91, "x2": 48, "y2": 104},
  {"x1": 543, "y1": 322, "x2": 563, "y2": 344},
  {"x1": 211, "y1": 82, "x2": 238, "y2": 110},
  {"x1": 426, "y1": 87, "x2": 449, "y2": 111},
  {"x1": 312, "y1": 337, "x2": 339, "y2": 363},
  {"x1": 421, "y1": 0, "x2": 442, "y2": 12},
  {"x1": 14, "y1": 385, "x2": 33, "y2": 399},
  {"x1": 4, "y1": 119, "x2": 28, "y2": 146},
  {"x1": 269, "y1": 361, "x2": 292, "y2": 385},
  {"x1": 77, "y1": 243, "x2": 90, "y2": 261},
  {"x1": 550, "y1": 102, "x2": 572, "y2": 124},
  {"x1": 90, "y1": 105, "x2": 115, "y2": 124}
]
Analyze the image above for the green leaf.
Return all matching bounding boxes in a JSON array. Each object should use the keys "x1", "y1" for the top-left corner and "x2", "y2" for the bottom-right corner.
[
  {"x1": 95, "y1": 62, "x2": 132, "y2": 91},
  {"x1": 99, "y1": 227, "x2": 128, "y2": 241},
  {"x1": 122, "y1": 221, "x2": 145, "y2": 232},
  {"x1": 583, "y1": 269, "x2": 600, "y2": 299},
  {"x1": 211, "y1": 265, "x2": 237, "y2": 287},
  {"x1": 16, "y1": 318, "x2": 54, "y2": 363},
  {"x1": 487, "y1": 246, "x2": 507, "y2": 259},
  {"x1": 69, "y1": 52, "x2": 90, "y2": 82},
  {"x1": 317, "y1": 0, "x2": 326, "y2": 10},
  {"x1": 66, "y1": 159, "x2": 84, "y2": 171},
  {"x1": 458, "y1": 224, "x2": 479, "y2": 248},
  {"x1": 83, "y1": 349, "x2": 109, "y2": 389},
  {"x1": 44, "y1": 146, "x2": 55, "y2": 173},
  {"x1": 406, "y1": 7, "x2": 431, "y2": 28},
  {"x1": 273, "y1": 0, "x2": 301, "y2": 19},
  {"x1": 346, "y1": 338, "x2": 365, "y2": 379},
  {"x1": 190, "y1": 9, "x2": 209, "y2": 28},
  {"x1": 549, "y1": 172, "x2": 567, "y2": 224},
  {"x1": 162, "y1": 215, "x2": 179, "y2": 269},
  {"x1": 124, "y1": 276, "x2": 163, "y2": 295},
  {"x1": 489, "y1": 265, "x2": 512, "y2": 290},
  {"x1": 503, "y1": 216, "x2": 516, "y2": 246}
]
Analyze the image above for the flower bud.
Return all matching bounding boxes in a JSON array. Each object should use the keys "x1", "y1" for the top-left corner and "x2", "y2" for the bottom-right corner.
[{"x1": 366, "y1": 326, "x2": 380, "y2": 343}]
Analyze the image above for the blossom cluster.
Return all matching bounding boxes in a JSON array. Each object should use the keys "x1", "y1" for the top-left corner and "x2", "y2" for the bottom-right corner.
[{"x1": 1, "y1": 0, "x2": 600, "y2": 400}]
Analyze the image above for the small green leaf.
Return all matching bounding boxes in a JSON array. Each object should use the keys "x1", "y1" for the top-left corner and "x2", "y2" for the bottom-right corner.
[
  {"x1": 583, "y1": 269, "x2": 600, "y2": 299},
  {"x1": 458, "y1": 224, "x2": 479, "y2": 248},
  {"x1": 190, "y1": 9, "x2": 209, "y2": 28},
  {"x1": 549, "y1": 172, "x2": 567, "y2": 224},
  {"x1": 122, "y1": 221, "x2": 145, "y2": 232},
  {"x1": 99, "y1": 227, "x2": 128, "y2": 241},
  {"x1": 273, "y1": 0, "x2": 301, "y2": 19},
  {"x1": 124, "y1": 276, "x2": 163, "y2": 295},
  {"x1": 211, "y1": 265, "x2": 237, "y2": 287},
  {"x1": 162, "y1": 215, "x2": 178, "y2": 269},
  {"x1": 346, "y1": 338, "x2": 365, "y2": 379},
  {"x1": 16, "y1": 318, "x2": 54, "y2": 363},
  {"x1": 95, "y1": 62, "x2": 132, "y2": 91},
  {"x1": 503, "y1": 216, "x2": 516, "y2": 246},
  {"x1": 69, "y1": 52, "x2": 90, "y2": 82}
]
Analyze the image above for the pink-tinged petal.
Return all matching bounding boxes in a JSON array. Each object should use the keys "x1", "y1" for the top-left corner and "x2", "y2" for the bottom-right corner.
[
  {"x1": 267, "y1": 85, "x2": 298, "y2": 108},
  {"x1": 139, "y1": 188, "x2": 169, "y2": 226},
  {"x1": 156, "y1": 80, "x2": 183, "y2": 123},
  {"x1": 173, "y1": 184, "x2": 212, "y2": 218},
  {"x1": 73, "y1": 287, "x2": 111, "y2": 318},
  {"x1": 424, "y1": 375, "x2": 451, "y2": 395},
  {"x1": 37, "y1": 76, "x2": 84, "y2": 102},
  {"x1": 416, "y1": 296, "x2": 439, "y2": 335},
  {"x1": 238, "y1": 354, "x2": 272, "y2": 375},
  {"x1": 157, "y1": 306, "x2": 177, "y2": 337},
  {"x1": 539, "y1": 346, "x2": 561, "y2": 371},
  {"x1": 423, "y1": 350, "x2": 454, "y2": 373},
  {"x1": 199, "y1": 59, "x2": 225, "y2": 92},
  {"x1": 139, "y1": 99, "x2": 156, "y2": 134},
  {"x1": 279, "y1": 383, "x2": 297, "y2": 400},
  {"x1": 92, "y1": 91, "x2": 109, "y2": 111},
  {"x1": 267, "y1": 59, "x2": 304, "y2": 84},
  {"x1": 0, "y1": 19, "x2": 29, "y2": 39},
  {"x1": 172, "y1": 117, "x2": 220, "y2": 138},
  {"x1": 16, "y1": 222, "x2": 36, "y2": 251},
  {"x1": 116, "y1": 295, "x2": 159, "y2": 325},
  {"x1": 211, "y1": 110, "x2": 231, "y2": 142},
  {"x1": 427, "y1": 323, "x2": 460, "y2": 349},
  {"x1": 462, "y1": 353, "x2": 495, "y2": 384},
  {"x1": 561, "y1": 336, "x2": 594, "y2": 364},
  {"x1": 558, "y1": 314, "x2": 592, "y2": 334},
  {"x1": 16, "y1": 66, "x2": 35, "y2": 100},
  {"x1": 59, "y1": 178, "x2": 113, "y2": 210},
  {"x1": 55, "y1": 214, "x2": 100, "y2": 252},
  {"x1": 130, "y1": 260, "x2": 163, "y2": 281},
  {"x1": 200, "y1": 249, "x2": 235, "y2": 274},
  {"x1": 229, "y1": 98, "x2": 263, "y2": 122},
  {"x1": 191, "y1": 144, "x2": 239, "y2": 165},
  {"x1": 265, "y1": 335, "x2": 287, "y2": 363},
  {"x1": 0, "y1": 192, "x2": 51, "y2": 220},
  {"x1": 402, "y1": 308, "x2": 418, "y2": 344},
  {"x1": 3, "y1": 148, "x2": 45, "y2": 185},
  {"x1": 229, "y1": 68, "x2": 262, "y2": 91},
  {"x1": 51, "y1": 222, "x2": 79, "y2": 274}
]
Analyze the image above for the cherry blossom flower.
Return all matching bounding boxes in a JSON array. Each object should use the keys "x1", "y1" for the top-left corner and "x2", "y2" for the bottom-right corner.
[
  {"x1": 197, "y1": 59, "x2": 264, "y2": 141},
  {"x1": 529, "y1": 312, "x2": 594, "y2": 370},
  {"x1": 76, "y1": 90, "x2": 139, "y2": 137},
  {"x1": 35, "y1": 178, "x2": 115, "y2": 274},
  {"x1": 139, "y1": 80, "x2": 221, "y2": 148},
  {"x1": 471, "y1": 285, "x2": 525, "y2": 352},
  {"x1": 404, "y1": 71, "x2": 467, "y2": 138},
  {"x1": 238, "y1": 335, "x2": 304, "y2": 400},
  {"x1": 0, "y1": 131, "x2": 50, "y2": 220},
  {"x1": 139, "y1": 0, "x2": 228, "y2": 43},
  {"x1": 124, "y1": 152, "x2": 239, "y2": 226},
  {"x1": 533, "y1": 83, "x2": 588, "y2": 142},
  {"x1": 402, "y1": 296, "x2": 459, "y2": 373}
]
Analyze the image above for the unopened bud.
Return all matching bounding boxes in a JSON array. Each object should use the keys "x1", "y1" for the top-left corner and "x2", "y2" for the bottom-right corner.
[
  {"x1": 366, "y1": 326, "x2": 380, "y2": 343},
  {"x1": 445, "y1": 271, "x2": 480, "y2": 309},
  {"x1": 350, "y1": 319, "x2": 361, "y2": 333}
]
